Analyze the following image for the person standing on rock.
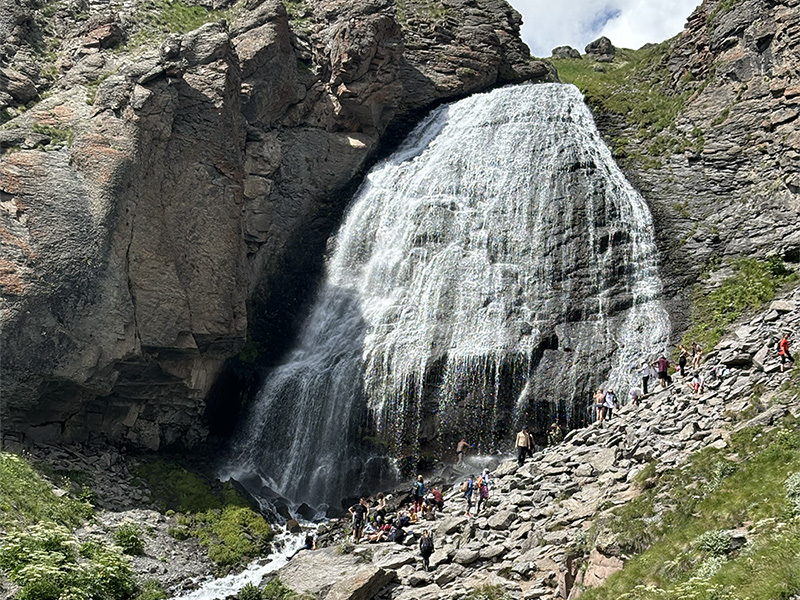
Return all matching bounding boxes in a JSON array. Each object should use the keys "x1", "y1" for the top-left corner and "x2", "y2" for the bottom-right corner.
[
  {"x1": 455, "y1": 438, "x2": 469, "y2": 464},
  {"x1": 476, "y1": 472, "x2": 490, "y2": 514},
  {"x1": 412, "y1": 475, "x2": 425, "y2": 514},
  {"x1": 678, "y1": 344, "x2": 689, "y2": 377},
  {"x1": 692, "y1": 342, "x2": 703, "y2": 370},
  {"x1": 419, "y1": 529, "x2": 434, "y2": 571},
  {"x1": 515, "y1": 427, "x2": 531, "y2": 465},
  {"x1": 547, "y1": 422, "x2": 564, "y2": 446},
  {"x1": 779, "y1": 332, "x2": 795, "y2": 372},
  {"x1": 349, "y1": 497, "x2": 369, "y2": 542},
  {"x1": 594, "y1": 388, "x2": 606, "y2": 423},
  {"x1": 638, "y1": 361, "x2": 651, "y2": 395},
  {"x1": 656, "y1": 355, "x2": 670, "y2": 388},
  {"x1": 604, "y1": 389, "x2": 617, "y2": 420},
  {"x1": 462, "y1": 474, "x2": 475, "y2": 516}
]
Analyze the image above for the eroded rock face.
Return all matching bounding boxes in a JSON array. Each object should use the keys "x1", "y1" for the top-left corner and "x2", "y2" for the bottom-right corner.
[
  {"x1": 0, "y1": 0, "x2": 553, "y2": 448},
  {"x1": 600, "y1": 0, "x2": 800, "y2": 326}
]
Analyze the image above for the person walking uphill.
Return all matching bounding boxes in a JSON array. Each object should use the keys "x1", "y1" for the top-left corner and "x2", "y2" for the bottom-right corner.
[
  {"x1": 779, "y1": 332, "x2": 795, "y2": 372},
  {"x1": 515, "y1": 427, "x2": 531, "y2": 465},
  {"x1": 656, "y1": 355, "x2": 670, "y2": 388},
  {"x1": 419, "y1": 529, "x2": 434, "y2": 572}
]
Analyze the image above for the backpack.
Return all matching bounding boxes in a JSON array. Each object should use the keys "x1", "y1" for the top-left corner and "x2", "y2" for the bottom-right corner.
[
  {"x1": 476, "y1": 476, "x2": 484, "y2": 489},
  {"x1": 461, "y1": 480, "x2": 469, "y2": 492},
  {"x1": 420, "y1": 536, "x2": 433, "y2": 553}
]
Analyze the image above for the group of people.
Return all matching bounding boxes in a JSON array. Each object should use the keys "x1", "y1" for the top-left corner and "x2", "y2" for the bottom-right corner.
[
  {"x1": 513, "y1": 422, "x2": 564, "y2": 465},
  {"x1": 348, "y1": 480, "x2": 446, "y2": 546},
  {"x1": 461, "y1": 469, "x2": 492, "y2": 517}
]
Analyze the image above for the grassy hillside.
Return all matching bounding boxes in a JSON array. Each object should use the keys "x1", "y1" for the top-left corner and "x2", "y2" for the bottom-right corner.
[{"x1": 577, "y1": 369, "x2": 800, "y2": 600}]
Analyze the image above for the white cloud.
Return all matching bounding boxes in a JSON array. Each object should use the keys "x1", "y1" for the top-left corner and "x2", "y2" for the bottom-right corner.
[{"x1": 506, "y1": 0, "x2": 702, "y2": 57}]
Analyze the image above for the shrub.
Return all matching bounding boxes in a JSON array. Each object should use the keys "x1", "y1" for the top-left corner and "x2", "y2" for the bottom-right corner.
[
  {"x1": 785, "y1": 472, "x2": 800, "y2": 514},
  {"x1": 238, "y1": 582, "x2": 262, "y2": 600},
  {"x1": 465, "y1": 584, "x2": 511, "y2": 600},
  {"x1": 133, "y1": 579, "x2": 167, "y2": 600},
  {"x1": 694, "y1": 530, "x2": 732, "y2": 557},
  {"x1": 113, "y1": 523, "x2": 145, "y2": 556},
  {"x1": 0, "y1": 523, "x2": 135, "y2": 600}
]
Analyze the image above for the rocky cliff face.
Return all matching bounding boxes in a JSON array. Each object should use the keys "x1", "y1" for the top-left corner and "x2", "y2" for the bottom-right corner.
[
  {"x1": 0, "y1": 0, "x2": 551, "y2": 448},
  {"x1": 591, "y1": 0, "x2": 800, "y2": 323}
]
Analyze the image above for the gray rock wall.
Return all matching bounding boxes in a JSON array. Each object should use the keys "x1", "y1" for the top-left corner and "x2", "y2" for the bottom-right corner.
[{"x1": 0, "y1": 0, "x2": 552, "y2": 448}]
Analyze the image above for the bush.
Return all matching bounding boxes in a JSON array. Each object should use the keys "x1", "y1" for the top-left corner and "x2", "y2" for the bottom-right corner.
[
  {"x1": 694, "y1": 530, "x2": 732, "y2": 557},
  {"x1": 113, "y1": 523, "x2": 145, "y2": 556},
  {"x1": 261, "y1": 578, "x2": 298, "y2": 600},
  {"x1": 465, "y1": 584, "x2": 511, "y2": 600},
  {"x1": 0, "y1": 523, "x2": 135, "y2": 600},
  {"x1": 238, "y1": 582, "x2": 262, "y2": 600},
  {"x1": 133, "y1": 579, "x2": 167, "y2": 600}
]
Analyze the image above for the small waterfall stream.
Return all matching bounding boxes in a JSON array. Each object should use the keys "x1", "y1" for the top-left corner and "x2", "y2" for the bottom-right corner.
[{"x1": 227, "y1": 83, "x2": 670, "y2": 509}]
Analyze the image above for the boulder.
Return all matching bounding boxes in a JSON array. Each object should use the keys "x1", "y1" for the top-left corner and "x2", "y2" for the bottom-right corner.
[
  {"x1": 584, "y1": 36, "x2": 616, "y2": 61},
  {"x1": 323, "y1": 566, "x2": 395, "y2": 600},
  {"x1": 551, "y1": 45, "x2": 581, "y2": 59},
  {"x1": 488, "y1": 510, "x2": 516, "y2": 530},
  {"x1": 453, "y1": 548, "x2": 480, "y2": 565}
]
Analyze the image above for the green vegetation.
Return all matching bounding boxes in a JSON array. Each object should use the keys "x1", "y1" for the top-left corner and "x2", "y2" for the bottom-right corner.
[
  {"x1": 0, "y1": 453, "x2": 139, "y2": 600},
  {"x1": 464, "y1": 584, "x2": 512, "y2": 600},
  {"x1": 581, "y1": 414, "x2": 800, "y2": 600},
  {"x1": 135, "y1": 459, "x2": 273, "y2": 571},
  {"x1": 239, "y1": 582, "x2": 262, "y2": 600},
  {"x1": 261, "y1": 578, "x2": 307, "y2": 599},
  {"x1": 133, "y1": 580, "x2": 167, "y2": 600},
  {"x1": 134, "y1": 458, "x2": 245, "y2": 512},
  {"x1": 30, "y1": 122, "x2": 75, "y2": 148},
  {"x1": 0, "y1": 453, "x2": 93, "y2": 529},
  {"x1": 395, "y1": 0, "x2": 450, "y2": 25},
  {"x1": 0, "y1": 525, "x2": 136, "y2": 600},
  {"x1": 681, "y1": 256, "x2": 797, "y2": 351},
  {"x1": 706, "y1": 0, "x2": 738, "y2": 26},
  {"x1": 124, "y1": 0, "x2": 228, "y2": 48},
  {"x1": 173, "y1": 506, "x2": 273, "y2": 570},
  {"x1": 551, "y1": 44, "x2": 685, "y2": 135},
  {"x1": 114, "y1": 523, "x2": 146, "y2": 556}
]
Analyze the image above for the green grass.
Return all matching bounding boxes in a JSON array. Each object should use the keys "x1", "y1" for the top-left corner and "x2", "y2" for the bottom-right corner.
[
  {"x1": 30, "y1": 123, "x2": 75, "y2": 148},
  {"x1": 0, "y1": 453, "x2": 93, "y2": 529},
  {"x1": 134, "y1": 458, "x2": 246, "y2": 513},
  {"x1": 681, "y1": 256, "x2": 798, "y2": 352},
  {"x1": 581, "y1": 416, "x2": 800, "y2": 600},
  {"x1": 135, "y1": 459, "x2": 273, "y2": 572},
  {"x1": 464, "y1": 584, "x2": 512, "y2": 600},
  {"x1": 551, "y1": 42, "x2": 688, "y2": 151},
  {"x1": 123, "y1": 0, "x2": 228, "y2": 48}
]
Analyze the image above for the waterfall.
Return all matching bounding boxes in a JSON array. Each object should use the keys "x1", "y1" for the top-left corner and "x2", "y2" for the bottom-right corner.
[{"x1": 227, "y1": 83, "x2": 670, "y2": 509}]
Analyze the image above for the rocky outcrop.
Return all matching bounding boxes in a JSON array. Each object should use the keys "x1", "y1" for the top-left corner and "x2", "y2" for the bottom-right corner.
[
  {"x1": 584, "y1": 36, "x2": 615, "y2": 62},
  {"x1": 0, "y1": 0, "x2": 553, "y2": 448},
  {"x1": 550, "y1": 46, "x2": 580, "y2": 60},
  {"x1": 589, "y1": 0, "x2": 800, "y2": 325}
]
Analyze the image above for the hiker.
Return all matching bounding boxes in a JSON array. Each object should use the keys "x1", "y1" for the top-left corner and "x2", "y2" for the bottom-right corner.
[
  {"x1": 689, "y1": 371, "x2": 704, "y2": 396},
  {"x1": 412, "y1": 475, "x2": 425, "y2": 513},
  {"x1": 374, "y1": 492, "x2": 387, "y2": 523},
  {"x1": 455, "y1": 438, "x2": 469, "y2": 464},
  {"x1": 594, "y1": 388, "x2": 606, "y2": 423},
  {"x1": 692, "y1": 342, "x2": 703, "y2": 370},
  {"x1": 604, "y1": 389, "x2": 617, "y2": 420},
  {"x1": 349, "y1": 497, "x2": 369, "y2": 542},
  {"x1": 678, "y1": 345, "x2": 689, "y2": 377},
  {"x1": 462, "y1": 474, "x2": 475, "y2": 516},
  {"x1": 629, "y1": 387, "x2": 642, "y2": 406},
  {"x1": 419, "y1": 529, "x2": 434, "y2": 571},
  {"x1": 290, "y1": 532, "x2": 315, "y2": 558},
  {"x1": 547, "y1": 422, "x2": 563, "y2": 446},
  {"x1": 638, "y1": 361, "x2": 651, "y2": 395},
  {"x1": 656, "y1": 355, "x2": 670, "y2": 388},
  {"x1": 476, "y1": 472, "x2": 490, "y2": 514},
  {"x1": 779, "y1": 332, "x2": 795, "y2": 372},
  {"x1": 515, "y1": 427, "x2": 531, "y2": 465},
  {"x1": 429, "y1": 487, "x2": 444, "y2": 515}
]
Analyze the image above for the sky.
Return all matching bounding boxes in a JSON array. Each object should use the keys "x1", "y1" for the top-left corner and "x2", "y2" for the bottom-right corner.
[{"x1": 506, "y1": 0, "x2": 703, "y2": 57}]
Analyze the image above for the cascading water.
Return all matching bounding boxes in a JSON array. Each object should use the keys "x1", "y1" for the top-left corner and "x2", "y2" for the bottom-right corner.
[{"x1": 228, "y1": 82, "x2": 670, "y2": 509}]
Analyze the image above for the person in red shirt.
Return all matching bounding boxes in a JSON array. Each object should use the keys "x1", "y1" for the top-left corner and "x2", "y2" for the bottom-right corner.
[{"x1": 779, "y1": 333, "x2": 794, "y2": 372}]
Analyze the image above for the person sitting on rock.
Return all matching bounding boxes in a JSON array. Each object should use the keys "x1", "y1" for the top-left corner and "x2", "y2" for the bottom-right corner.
[
  {"x1": 547, "y1": 422, "x2": 564, "y2": 446},
  {"x1": 419, "y1": 529, "x2": 434, "y2": 572},
  {"x1": 689, "y1": 371, "x2": 704, "y2": 396},
  {"x1": 629, "y1": 388, "x2": 642, "y2": 406}
]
